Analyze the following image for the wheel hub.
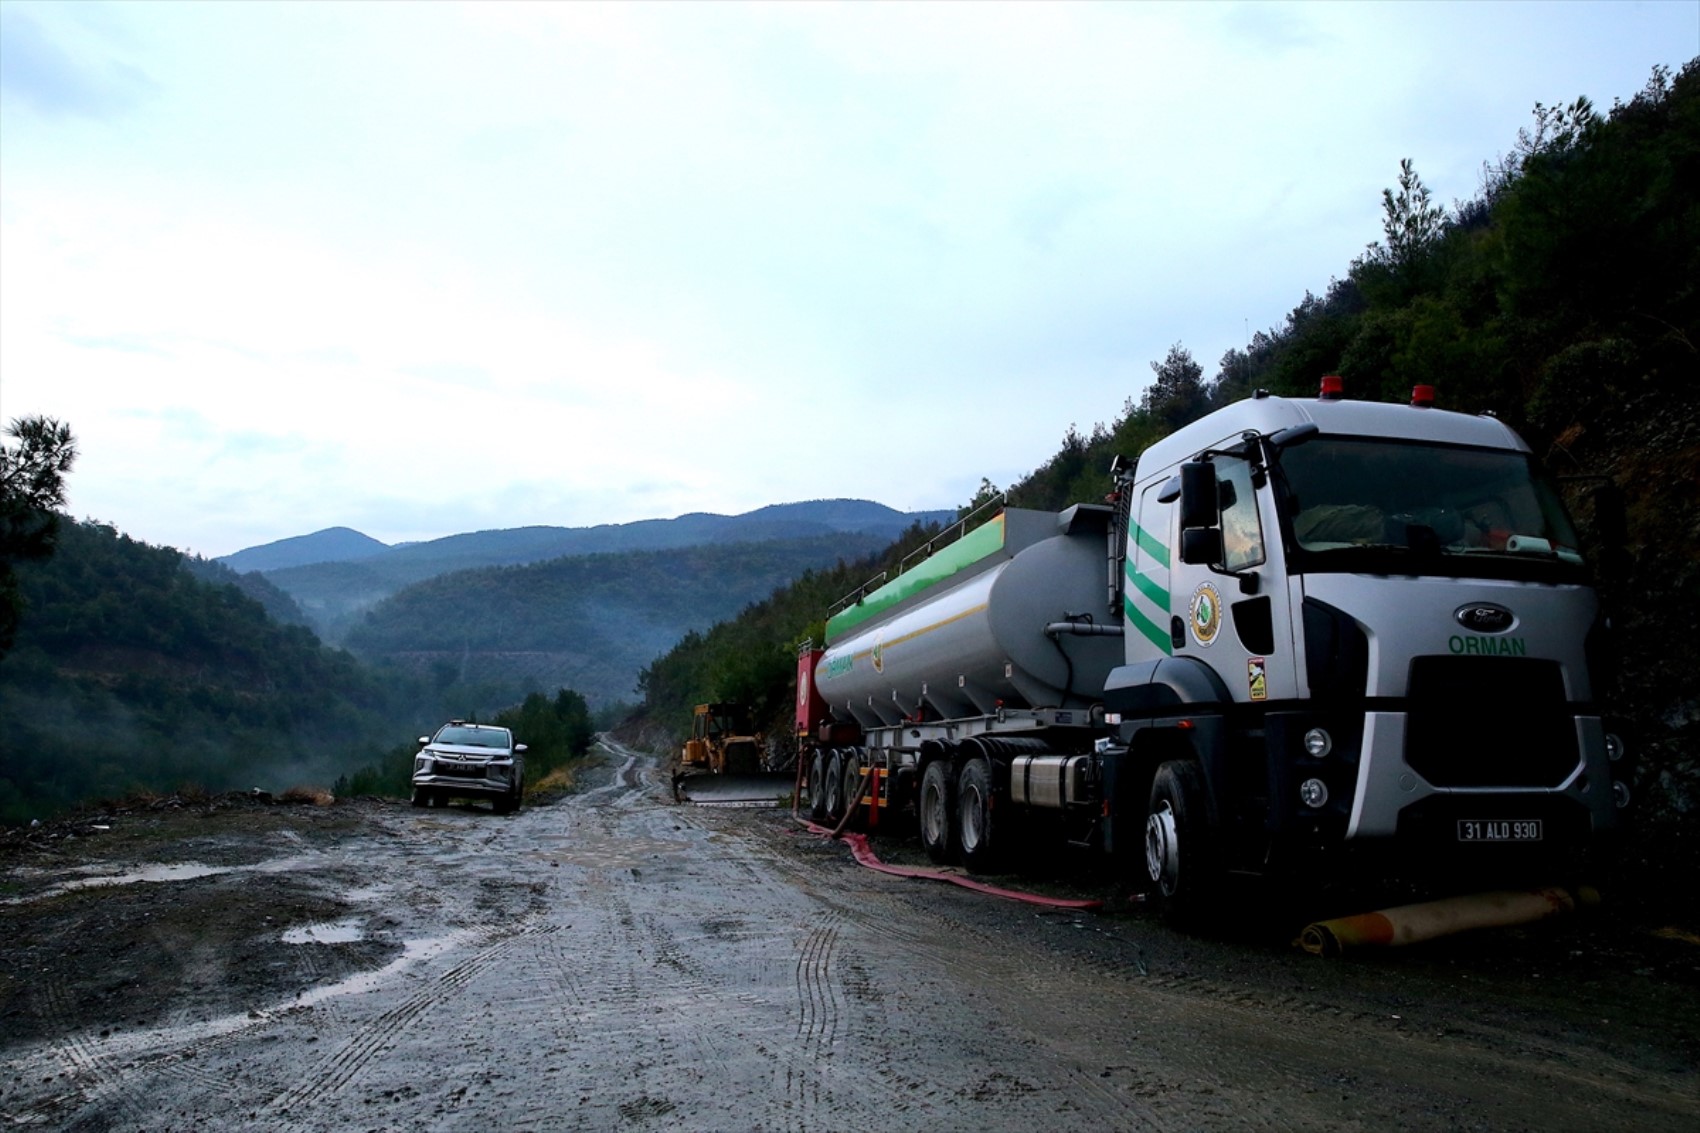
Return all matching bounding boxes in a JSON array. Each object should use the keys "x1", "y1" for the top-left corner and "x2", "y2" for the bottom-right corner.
[
  {"x1": 922, "y1": 785, "x2": 944, "y2": 843},
  {"x1": 960, "y1": 785, "x2": 983, "y2": 851},
  {"x1": 1145, "y1": 802, "x2": 1180, "y2": 896}
]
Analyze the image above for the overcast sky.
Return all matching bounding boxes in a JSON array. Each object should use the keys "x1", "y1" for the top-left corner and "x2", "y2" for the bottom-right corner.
[{"x1": 3, "y1": 1, "x2": 1694, "y2": 558}]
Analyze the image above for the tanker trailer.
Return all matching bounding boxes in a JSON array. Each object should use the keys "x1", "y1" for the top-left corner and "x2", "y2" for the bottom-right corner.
[
  {"x1": 799, "y1": 502, "x2": 1126, "y2": 867},
  {"x1": 797, "y1": 380, "x2": 1634, "y2": 923}
]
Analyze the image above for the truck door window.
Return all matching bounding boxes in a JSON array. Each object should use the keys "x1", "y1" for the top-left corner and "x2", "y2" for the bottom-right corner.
[{"x1": 1217, "y1": 457, "x2": 1266, "y2": 573}]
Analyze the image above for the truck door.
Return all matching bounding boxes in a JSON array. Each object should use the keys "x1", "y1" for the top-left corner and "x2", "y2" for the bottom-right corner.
[
  {"x1": 1124, "y1": 480, "x2": 1177, "y2": 662},
  {"x1": 1170, "y1": 453, "x2": 1274, "y2": 703}
]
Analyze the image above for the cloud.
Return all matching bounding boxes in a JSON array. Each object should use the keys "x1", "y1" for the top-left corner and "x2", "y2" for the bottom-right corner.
[
  {"x1": 1216, "y1": 1, "x2": 1330, "y2": 54},
  {"x1": 0, "y1": 6, "x2": 156, "y2": 119},
  {"x1": 3, "y1": 1, "x2": 1694, "y2": 556}
]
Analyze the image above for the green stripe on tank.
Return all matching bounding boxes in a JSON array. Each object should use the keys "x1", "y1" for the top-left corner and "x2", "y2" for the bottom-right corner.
[
  {"x1": 1125, "y1": 561, "x2": 1168, "y2": 611},
  {"x1": 826, "y1": 514, "x2": 1007, "y2": 643},
  {"x1": 1124, "y1": 594, "x2": 1172, "y2": 655},
  {"x1": 1129, "y1": 519, "x2": 1169, "y2": 569}
]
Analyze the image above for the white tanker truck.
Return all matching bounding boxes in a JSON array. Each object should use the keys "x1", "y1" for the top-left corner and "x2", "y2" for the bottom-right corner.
[{"x1": 794, "y1": 379, "x2": 1631, "y2": 919}]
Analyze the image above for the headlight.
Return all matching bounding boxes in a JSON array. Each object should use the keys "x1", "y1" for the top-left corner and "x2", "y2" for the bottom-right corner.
[
  {"x1": 1299, "y1": 778, "x2": 1330, "y2": 808},
  {"x1": 1612, "y1": 780, "x2": 1631, "y2": 809},
  {"x1": 1605, "y1": 733, "x2": 1626, "y2": 762},
  {"x1": 1303, "y1": 728, "x2": 1333, "y2": 758}
]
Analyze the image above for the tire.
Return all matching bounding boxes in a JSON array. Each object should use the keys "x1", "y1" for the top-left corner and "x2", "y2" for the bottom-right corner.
[
  {"x1": 808, "y1": 749, "x2": 829, "y2": 823},
  {"x1": 957, "y1": 758, "x2": 1000, "y2": 872},
  {"x1": 823, "y1": 750, "x2": 847, "y2": 822},
  {"x1": 1145, "y1": 760, "x2": 1219, "y2": 925},
  {"x1": 918, "y1": 760, "x2": 956, "y2": 863},
  {"x1": 839, "y1": 749, "x2": 864, "y2": 825},
  {"x1": 410, "y1": 787, "x2": 427, "y2": 808}
]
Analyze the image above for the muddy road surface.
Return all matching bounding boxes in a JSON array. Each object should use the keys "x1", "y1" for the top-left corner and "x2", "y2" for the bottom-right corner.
[{"x1": 3, "y1": 741, "x2": 1697, "y2": 1131}]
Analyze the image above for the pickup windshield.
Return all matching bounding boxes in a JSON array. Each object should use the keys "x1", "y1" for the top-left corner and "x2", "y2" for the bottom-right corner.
[
  {"x1": 1274, "y1": 437, "x2": 1585, "y2": 580},
  {"x1": 434, "y1": 726, "x2": 512, "y2": 749}
]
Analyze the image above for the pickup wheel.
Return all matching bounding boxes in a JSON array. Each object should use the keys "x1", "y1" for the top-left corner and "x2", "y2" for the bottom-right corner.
[
  {"x1": 957, "y1": 757, "x2": 1000, "y2": 872},
  {"x1": 410, "y1": 788, "x2": 428, "y2": 808},
  {"x1": 823, "y1": 750, "x2": 847, "y2": 822},
  {"x1": 1145, "y1": 760, "x2": 1219, "y2": 925},
  {"x1": 918, "y1": 760, "x2": 956, "y2": 863},
  {"x1": 807, "y1": 749, "x2": 829, "y2": 823}
]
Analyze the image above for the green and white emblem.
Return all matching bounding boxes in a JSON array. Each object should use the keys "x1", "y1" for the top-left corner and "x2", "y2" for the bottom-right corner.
[{"x1": 1189, "y1": 582, "x2": 1223, "y2": 648}]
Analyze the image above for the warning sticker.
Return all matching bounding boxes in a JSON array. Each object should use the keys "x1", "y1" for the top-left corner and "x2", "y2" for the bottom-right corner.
[{"x1": 1247, "y1": 657, "x2": 1267, "y2": 701}]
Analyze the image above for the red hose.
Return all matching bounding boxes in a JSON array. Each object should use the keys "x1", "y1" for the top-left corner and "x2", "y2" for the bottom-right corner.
[{"x1": 797, "y1": 818, "x2": 1103, "y2": 911}]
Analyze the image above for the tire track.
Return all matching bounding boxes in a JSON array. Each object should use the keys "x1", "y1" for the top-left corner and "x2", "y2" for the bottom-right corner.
[
  {"x1": 789, "y1": 912, "x2": 844, "y2": 1112},
  {"x1": 266, "y1": 922, "x2": 553, "y2": 1113},
  {"x1": 26, "y1": 978, "x2": 150, "y2": 1129}
]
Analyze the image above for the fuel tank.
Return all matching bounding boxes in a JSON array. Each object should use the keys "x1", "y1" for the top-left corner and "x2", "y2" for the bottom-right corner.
[{"x1": 816, "y1": 506, "x2": 1122, "y2": 730}]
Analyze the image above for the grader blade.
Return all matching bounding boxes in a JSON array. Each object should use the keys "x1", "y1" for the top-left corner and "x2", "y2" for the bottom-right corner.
[{"x1": 673, "y1": 771, "x2": 792, "y2": 807}]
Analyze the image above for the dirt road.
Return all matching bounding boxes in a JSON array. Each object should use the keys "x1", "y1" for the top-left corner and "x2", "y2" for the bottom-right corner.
[{"x1": 3, "y1": 741, "x2": 1696, "y2": 1130}]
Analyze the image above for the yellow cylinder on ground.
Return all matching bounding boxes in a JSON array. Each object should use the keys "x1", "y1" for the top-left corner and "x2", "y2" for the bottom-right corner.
[{"x1": 1300, "y1": 886, "x2": 1598, "y2": 957}]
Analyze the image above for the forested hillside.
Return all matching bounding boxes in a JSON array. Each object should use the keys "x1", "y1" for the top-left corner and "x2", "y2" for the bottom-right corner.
[
  {"x1": 182, "y1": 555, "x2": 312, "y2": 628},
  {"x1": 345, "y1": 532, "x2": 899, "y2": 709},
  {"x1": 636, "y1": 63, "x2": 1700, "y2": 875},
  {"x1": 0, "y1": 521, "x2": 429, "y2": 821}
]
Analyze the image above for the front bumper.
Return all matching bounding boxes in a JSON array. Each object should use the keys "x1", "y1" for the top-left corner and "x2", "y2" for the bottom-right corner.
[
  {"x1": 412, "y1": 773, "x2": 510, "y2": 797},
  {"x1": 412, "y1": 756, "x2": 518, "y2": 797}
]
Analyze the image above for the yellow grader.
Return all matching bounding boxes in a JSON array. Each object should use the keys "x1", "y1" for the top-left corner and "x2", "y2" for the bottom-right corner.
[{"x1": 674, "y1": 703, "x2": 790, "y2": 806}]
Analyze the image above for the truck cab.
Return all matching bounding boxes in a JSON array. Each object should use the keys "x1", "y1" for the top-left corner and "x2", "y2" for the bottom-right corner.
[{"x1": 1108, "y1": 384, "x2": 1628, "y2": 903}]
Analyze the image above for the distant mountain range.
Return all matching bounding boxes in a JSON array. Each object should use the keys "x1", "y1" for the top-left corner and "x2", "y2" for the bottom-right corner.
[
  {"x1": 343, "y1": 532, "x2": 898, "y2": 707},
  {"x1": 220, "y1": 526, "x2": 390, "y2": 573},
  {"x1": 220, "y1": 499, "x2": 954, "y2": 648}
]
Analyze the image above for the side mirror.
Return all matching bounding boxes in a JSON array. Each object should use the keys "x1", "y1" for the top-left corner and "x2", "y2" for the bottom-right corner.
[
  {"x1": 1178, "y1": 461, "x2": 1219, "y2": 530},
  {"x1": 514, "y1": 744, "x2": 529, "y2": 754},
  {"x1": 1180, "y1": 527, "x2": 1223, "y2": 566},
  {"x1": 417, "y1": 736, "x2": 430, "y2": 745}
]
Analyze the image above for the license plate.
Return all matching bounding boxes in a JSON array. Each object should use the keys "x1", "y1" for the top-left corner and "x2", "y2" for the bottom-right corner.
[{"x1": 1456, "y1": 819, "x2": 1543, "y2": 842}]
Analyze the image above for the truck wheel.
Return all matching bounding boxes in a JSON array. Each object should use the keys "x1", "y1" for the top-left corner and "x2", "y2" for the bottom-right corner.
[
  {"x1": 823, "y1": 750, "x2": 847, "y2": 821},
  {"x1": 840, "y1": 750, "x2": 864, "y2": 825},
  {"x1": 957, "y1": 758, "x2": 1000, "y2": 872},
  {"x1": 808, "y1": 749, "x2": 829, "y2": 823},
  {"x1": 918, "y1": 761, "x2": 956, "y2": 863},
  {"x1": 1145, "y1": 760, "x2": 1218, "y2": 924}
]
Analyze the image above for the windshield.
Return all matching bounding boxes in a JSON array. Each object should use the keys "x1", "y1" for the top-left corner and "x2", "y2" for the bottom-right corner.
[
  {"x1": 433, "y1": 725, "x2": 512, "y2": 749},
  {"x1": 1275, "y1": 438, "x2": 1585, "y2": 579}
]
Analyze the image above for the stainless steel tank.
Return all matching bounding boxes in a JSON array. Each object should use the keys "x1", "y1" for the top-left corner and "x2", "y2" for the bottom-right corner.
[{"x1": 816, "y1": 507, "x2": 1121, "y2": 729}]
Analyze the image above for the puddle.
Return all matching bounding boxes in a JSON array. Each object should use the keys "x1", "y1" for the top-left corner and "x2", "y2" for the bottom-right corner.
[
  {"x1": 292, "y1": 930, "x2": 474, "y2": 1009},
  {"x1": 283, "y1": 917, "x2": 366, "y2": 945}
]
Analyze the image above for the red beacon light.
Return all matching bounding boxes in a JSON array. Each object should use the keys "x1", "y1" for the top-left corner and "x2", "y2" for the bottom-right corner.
[
  {"x1": 1318, "y1": 374, "x2": 1344, "y2": 400},
  {"x1": 1410, "y1": 384, "x2": 1436, "y2": 408}
]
